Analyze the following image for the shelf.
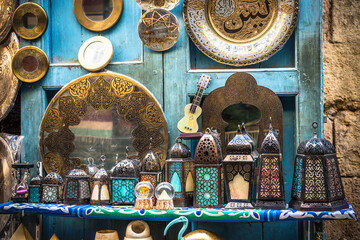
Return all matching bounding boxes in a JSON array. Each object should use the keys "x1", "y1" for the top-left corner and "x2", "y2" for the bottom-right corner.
[{"x1": 0, "y1": 202, "x2": 357, "y2": 222}]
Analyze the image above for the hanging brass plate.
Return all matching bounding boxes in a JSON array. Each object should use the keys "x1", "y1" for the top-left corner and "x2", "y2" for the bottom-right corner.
[
  {"x1": 183, "y1": 0, "x2": 299, "y2": 66},
  {"x1": 0, "y1": 33, "x2": 20, "y2": 121},
  {"x1": 12, "y1": 2, "x2": 48, "y2": 40},
  {"x1": 0, "y1": 0, "x2": 17, "y2": 43},
  {"x1": 11, "y1": 46, "x2": 49, "y2": 83},
  {"x1": 39, "y1": 72, "x2": 168, "y2": 178},
  {"x1": 74, "y1": 0, "x2": 123, "y2": 32},
  {"x1": 138, "y1": 9, "x2": 180, "y2": 52}
]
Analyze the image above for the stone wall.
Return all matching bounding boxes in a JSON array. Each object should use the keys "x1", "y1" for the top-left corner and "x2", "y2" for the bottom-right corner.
[{"x1": 323, "y1": 0, "x2": 360, "y2": 239}]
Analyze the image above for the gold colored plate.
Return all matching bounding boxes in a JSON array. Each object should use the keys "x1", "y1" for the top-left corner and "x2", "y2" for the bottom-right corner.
[
  {"x1": 74, "y1": 0, "x2": 123, "y2": 32},
  {"x1": 183, "y1": 0, "x2": 299, "y2": 66},
  {"x1": 0, "y1": 32, "x2": 20, "y2": 121},
  {"x1": 39, "y1": 72, "x2": 168, "y2": 178},
  {"x1": 12, "y1": 2, "x2": 48, "y2": 40},
  {"x1": 11, "y1": 46, "x2": 49, "y2": 83},
  {"x1": 0, "y1": 0, "x2": 17, "y2": 43},
  {"x1": 138, "y1": 9, "x2": 180, "y2": 51},
  {"x1": 135, "y1": 0, "x2": 181, "y2": 11}
]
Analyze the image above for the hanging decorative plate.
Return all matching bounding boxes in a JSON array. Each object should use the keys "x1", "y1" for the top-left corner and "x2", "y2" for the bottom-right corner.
[
  {"x1": 78, "y1": 36, "x2": 114, "y2": 72},
  {"x1": 138, "y1": 9, "x2": 180, "y2": 51},
  {"x1": 39, "y1": 72, "x2": 168, "y2": 178},
  {"x1": 0, "y1": 33, "x2": 20, "y2": 121},
  {"x1": 12, "y1": 2, "x2": 48, "y2": 40},
  {"x1": 11, "y1": 46, "x2": 49, "y2": 83},
  {"x1": 0, "y1": 0, "x2": 17, "y2": 43},
  {"x1": 135, "y1": 0, "x2": 180, "y2": 11},
  {"x1": 183, "y1": 0, "x2": 299, "y2": 66}
]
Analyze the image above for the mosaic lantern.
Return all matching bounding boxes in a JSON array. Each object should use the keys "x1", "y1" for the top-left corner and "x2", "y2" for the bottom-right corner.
[
  {"x1": 289, "y1": 122, "x2": 349, "y2": 211},
  {"x1": 194, "y1": 128, "x2": 223, "y2": 208},
  {"x1": 223, "y1": 124, "x2": 255, "y2": 208},
  {"x1": 111, "y1": 147, "x2": 139, "y2": 205},
  {"x1": 165, "y1": 137, "x2": 194, "y2": 207},
  {"x1": 135, "y1": 181, "x2": 154, "y2": 210},
  {"x1": 42, "y1": 167, "x2": 64, "y2": 204},
  {"x1": 29, "y1": 162, "x2": 42, "y2": 203},
  {"x1": 91, "y1": 155, "x2": 110, "y2": 205},
  {"x1": 241, "y1": 123, "x2": 259, "y2": 161},
  {"x1": 155, "y1": 182, "x2": 175, "y2": 210},
  {"x1": 140, "y1": 138, "x2": 162, "y2": 204},
  {"x1": 255, "y1": 119, "x2": 285, "y2": 209},
  {"x1": 63, "y1": 168, "x2": 91, "y2": 205}
]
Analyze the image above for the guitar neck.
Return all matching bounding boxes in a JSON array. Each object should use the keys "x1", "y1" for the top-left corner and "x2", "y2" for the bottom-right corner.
[{"x1": 190, "y1": 87, "x2": 205, "y2": 113}]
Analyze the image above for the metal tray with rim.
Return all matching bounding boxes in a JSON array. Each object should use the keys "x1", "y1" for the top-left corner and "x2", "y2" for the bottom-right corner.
[{"x1": 183, "y1": 0, "x2": 299, "y2": 66}]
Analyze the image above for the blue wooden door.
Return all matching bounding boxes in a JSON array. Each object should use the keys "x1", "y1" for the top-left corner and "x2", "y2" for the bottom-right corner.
[{"x1": 20, "y1": 0, "x2": 322, "y2": 239}]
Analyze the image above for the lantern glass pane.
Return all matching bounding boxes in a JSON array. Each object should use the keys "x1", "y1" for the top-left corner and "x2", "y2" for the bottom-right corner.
[
  {"x1": 91, "y1": 181, "x2": 100, "y2": 201},
  {"x1": 43, "y1": 186, "x2": 57, "y2": 202},
  {"x1": 169, "y1": 162, "x2": 182, "y2": 193},
  {"x1": 80, "y1": 181, "x2": 91, "y2": 199},
  {"x1": 112, "y1": 179, "x2": 136, "y2": 204},
  {"x1": 195, "y1": 167, "x2": 219, "y2": 207},
  {"x1": 258, "y1": 157, "x2": 281, "y2": 199},
  {"x1": 185, "y1": 172, "x2": 194, "y2": 192},
  {"x1": 66, "y1": 181, "x2": 78, "y2": 199},
  {"x1": 100, "y1": 184, "x2": 110, "y2": 201},
  {"x1": 29, "y1": 187, "x2": 39, "y2": 203},
  {"x1": 304, "y1": 157, "x2": 326, "y2": 201},
  {"x1": 292, "y1": 157, "x2": 303, "y2": 199},
  {"x1": 229, "y1": 173, "x2": 249, "y2": 199},
  {"x1": 326, "y1": 157, "x2": 344, "y2": 200}
]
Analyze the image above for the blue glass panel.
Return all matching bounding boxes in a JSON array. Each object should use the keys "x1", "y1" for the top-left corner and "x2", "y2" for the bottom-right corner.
[
  {"x1": 171, "y1": 172, "x2": 181, "y2": 192},
  {"x1": 195, "y1": 167, "x2": 219, "y2": 207},
  {"x1": 66, "y1": 181, "x2": 78, "y2": 199},
  {"x1": 29, "y1": 187, "x2": 40, "y2": 203},
  {"x1": 111, "y1": 179, "x2": 137, "y2": 204},
  {"x1": 292, "y1": 157, "x2": 303, "y2": 199}
]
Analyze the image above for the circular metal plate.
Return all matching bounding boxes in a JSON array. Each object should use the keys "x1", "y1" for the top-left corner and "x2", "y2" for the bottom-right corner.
[
  {"x1": 0, "y1": 0, "x2": 17, "y2": 43},
  {"x1": 183, "y1": 0, "x2": 299, "y2": 66},
  {"x1": 78, "y1": 36, "x2": 114, "y2": 72},
  {"x1": 135, "y1": 0, "x2": 180, "y2": 11},
  {"x1": 0, "y1": 32, "x2": 20, "y2": 121},
  {"x1": 11, "y1": 46, "x2": 49, "y2": 83},
  {"x1": 12, "y1": 2, "x2": 48, "y2": 40},
  {"x1": 138, "y1": 9, "x2": 180, "y2": 52}
]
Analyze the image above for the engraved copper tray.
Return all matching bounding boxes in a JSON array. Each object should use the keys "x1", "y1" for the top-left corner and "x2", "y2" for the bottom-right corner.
[
  {"x1": 183, "y1": 0, "x2": 299, "y2": 66},
  {"x1": 39, "y1": 72, "x2": 168, "y2": 178}
]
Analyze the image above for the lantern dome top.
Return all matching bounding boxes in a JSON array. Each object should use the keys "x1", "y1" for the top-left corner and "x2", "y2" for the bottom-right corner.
[
  {"x1": 226, "y1": 124, "x2": 252, "y2": 155},
  {"x1": 195, "y1": 128, "x2": 223, "y2": 164},
  {"x1": 141, "y1": 138, "x2": 161, "y2": 172},
  {"x1": 260, "y1": 118, "x2": 280, "y2": 154},
  {"x1": 30, "y1": 175, "x2": 42, "y2": 185},
  {"x1": 303, "y1": 122, "x2": 335, "y2": 155},
  {"x1": 112, "y1": 147, "x2": 138, "y2": 178},
  {"x1": 169, "y1": 137, "x2": 191, "y2": 159},
  {"x1": 67, "y1": 168, "x2": 88, "y2": 177},
  {"x1": 44, "y1": 172, "x2": 64, "y2": 185},
  {"x1": 241, "y1": 123, "x2": 257, "y2": 151}
]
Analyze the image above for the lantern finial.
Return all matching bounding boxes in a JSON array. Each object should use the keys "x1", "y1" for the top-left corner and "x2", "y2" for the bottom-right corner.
[
  {"x1": 312, "y1": 121, "x2": 318, "y2": 137},
  {"x1": 126, "y1": 146, "x2": 129, "y2": 158},
  {"x1": 100, "y1": 155, "x2": 106, "y2": 168}
]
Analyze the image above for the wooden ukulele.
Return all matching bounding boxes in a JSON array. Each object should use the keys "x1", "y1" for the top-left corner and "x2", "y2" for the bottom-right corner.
[{"x1": 177, "y1": 74, "x2": 211, "y2": 133}]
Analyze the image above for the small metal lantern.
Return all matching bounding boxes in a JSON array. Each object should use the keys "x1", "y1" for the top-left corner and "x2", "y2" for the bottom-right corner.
[
  {"x1": 29, "y1": 162, "x2": 43, "y2": 203},
  {"x1": 111, "y1": 147, "x2": 139, "y2": 205},
  {"x1": 41, "y1": 167, "x2": 64, "y2": 204},
  {"x1": 194, "y1": 128, "x2": 223, "y2": 208},
  {"x1": 165, "y1": 137, "x2": 194, "y2": 207},
  {"x1": 140, "y1": 138, "x2": 162, "y2": 204},
  {"x1": 63, "y1": 168, "x2": 91, "y2": 205},
  {"x1": 241, "y1": 123, "x2": 259, "y2": 161},
  {"x1": 289, "y1": 122, "x2": 349, "y2": 211},
  {"x1": 255, "y1": 119, "x2": 285, "y2": 209},
  {"x1": 91, "y1": 155, "x2": 110, "y2": 205},
  {"x1": 223, "y1": 124, "x2": 255, "y2": 208}
]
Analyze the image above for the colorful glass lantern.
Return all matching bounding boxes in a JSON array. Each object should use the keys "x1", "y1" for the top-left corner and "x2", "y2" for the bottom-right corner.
[
  {"x1": 155, "y1": 182, "x2": 175, "y2": 210},
  {"x1": 140, "y1": 138, "x2": 162, "y2": 204},
  {"x1": 135, "y1": 181, "x2": 154, "y2": 210},
  {"x1": 194, "y1": 128, "x2": 223, "y2": 208},
  {"x1": 111, "y1": 147, "x2": 139, "y2": 205},
  {"x1": 63, "y1": 168, "x2": 91, "y2": 205},
  {"x1": 255, "y1": 118, "x2": 285, "y2": 209},
  {"x1": 29, "y1": 162, "x2": 42, "y2": 203},
  {"x1": 165, "y1": 137, "x2": 194, "y2": 207},
  {"x1": 289, "y1": 122, "x2": 349, "y2": 211},
  {"x1": 91, "y1": 155, "x2": 110, "y2": 205},
  {"x1": 41, "y1": 166, "x2": 64, "y2": 203},
  {"x1": 241, "y1": 123, "x2": 259, "y2": 161},
  {"x1": 223, "y1": 124, "x2": 255, "y2": 208}
]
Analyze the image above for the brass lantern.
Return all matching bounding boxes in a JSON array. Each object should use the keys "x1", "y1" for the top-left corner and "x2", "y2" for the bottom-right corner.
[
  {"x1": 140, "y1": 138, "x2": 162, "y2": 204},
  {"x1": 91, "y1": 155, "x2": 111, "y2": 205},
  {"x1": 29, "y1": 162, "x2": 42, "y2": 203},
  {"x1": 63, "y1": 168, "x2": 91, "y2": 205},
  {"x1": 41, "y1": 169, "x2": 64, "y2": 204},
  {"x1": 289, "y1": 122, "x2": 349, "y2": 211},
  {"x1": 223, "y1": 124, "x2": 255, "y2": 209},
  {"x1": 194, "y1": 128, "x2": 223, "y2": 208},
  {"x1": 255, "y1": 119, "x2": 285, "y2": 209},
  {"x1": 165, "y1": 137, "x2": 194, "y2": 207},
  {"x1": 111, "y1": 147, "x2": 139, "y2": 205}
]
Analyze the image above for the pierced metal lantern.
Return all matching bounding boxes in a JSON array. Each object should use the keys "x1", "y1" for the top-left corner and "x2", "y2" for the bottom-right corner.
[
  {"x1": 194, "y1": 128, "x2": 223, "y2": 208},
  {"x1": 29, "y1": 162, "x2": 43, "y2": 203},
  {"x1": 255, "y1": 119, "x2": 285, "y2": 209},
  {"x1": 223, "y1": 124, "x2": 255, "y2": 209},
  {"x1": 140, "y1": 138, "x2": 162, "y2": 204},
  {"x1": 241, "y1": 123, "x2": 259, "y2": 161},
  {"x1": 63, "y1": 168, "x2": 91, "y2": 205},
  {"x1": 42, "y1": 169, "x2": 64, "y2": 204},
  {"x1": 289, "y1": 122, "x2": 349, "y2": 211},
  {"x1": 111, "y1": 147, "x2": 139, "y2": 205},
  {"x1": 91, "y1": 155, "x2": 110, "y2": 205},
  {"x1": 165, "y1": 137, "x2": 194, "y2": 207}
]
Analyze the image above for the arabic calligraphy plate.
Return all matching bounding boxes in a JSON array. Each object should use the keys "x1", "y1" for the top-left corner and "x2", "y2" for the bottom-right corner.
[{"x1": 183, "y1": 0, "x2": 299, "y2": 66}]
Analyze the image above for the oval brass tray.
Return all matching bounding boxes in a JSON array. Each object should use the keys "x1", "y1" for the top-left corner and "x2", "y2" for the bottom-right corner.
[
  {"x1": 39, "y1": 72, "x2": 168, "y2": 178},
  {"x1": 0, "y1": 0, "x2": 17, "y2": 43},
  {"x1": 183, "y1": 0, "x2": 299, "y2": 66},
  {"x1": 0, "y1": 32, "x2": 20, "y2": 121}
]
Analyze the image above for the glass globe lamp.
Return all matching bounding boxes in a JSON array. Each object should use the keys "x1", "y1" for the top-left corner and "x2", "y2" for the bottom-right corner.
[
  {"x1": 155, "y1": 182, "x2": 175, "y2": 210},
  {"x1": 134, "y1": 181, "x2": 154, "y2": 210}
]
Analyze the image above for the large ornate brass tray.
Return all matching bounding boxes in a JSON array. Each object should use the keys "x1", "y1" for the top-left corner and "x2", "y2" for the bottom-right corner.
[
  {"x1": 39, "y1": 72, "x2": 168, "y2": 178},
  {"x1": 0, "y1": 0, "x2": 17, "y2": 43},
  {"x1": 183, "y1": 0, "x2": 299, "y2": 66}
]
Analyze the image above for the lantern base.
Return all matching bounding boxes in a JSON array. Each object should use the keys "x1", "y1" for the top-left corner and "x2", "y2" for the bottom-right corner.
[
  {"x1": 135, "y1": 199, "x2": 153, "y2": 210},
  {"x1": 155, "y1": 199, "x2": 174, "y2": 210},
  {"x1": 289, "y1": 199, "x2": 349, "y2": 211},
  {"x1": 174, "y1": 197, "x2": 193, "y2": 207},
  {"x1": 64, "y1": 199, "x2": 90, "y2": 205},
  {"x1": 255, "y1": 200, "x2": 286, "y2": 210},
  {"x1": 12, "y1": 196, "x2": 28, "y2": 203},
  {"x1": 90, "y1": 199, "x2": 111, "y2": 206},
  {"x1": 225, "y1": 202, "x2": 254, "y2": 209}
]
